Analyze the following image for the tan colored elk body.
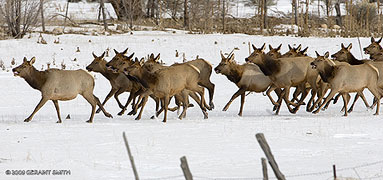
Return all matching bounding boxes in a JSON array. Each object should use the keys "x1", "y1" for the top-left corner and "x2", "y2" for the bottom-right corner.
[
  {"x1": 214, "y1": 52, "x2": 273, "y2": 116},
  {"x1": 125, "y1": 60, "x2": 208, "y2": 122},
  {"x1": 13, "y1": 57, "x2": 112, "y2": 123},
  {"x1": 310, "y1": 52, "x2": 383, "y2": 116},
  {"x1": 86, "y1": 52, "x2": 141, "y2": 116}
]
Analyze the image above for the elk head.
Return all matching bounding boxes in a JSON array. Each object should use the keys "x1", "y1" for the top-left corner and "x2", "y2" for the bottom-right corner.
[
  {"x1": 214, "y1": 51, "x2": 235, "y2": 74},
  {"x1": 281, "y1": 44, "x2": 302, "y2": 57},
  {"x1": 267, "y1": 44, "x2": 282, "y2": 58},
  {"x1": 105, "y1": 48, "x2": 134, "y2": 73},
  {"x1": 245, "y1": 43, "x2": 266, "y2": 64},
  {"x1": 86, "y1": 52, "x2": 106, "y2": 72},
  {"x1": 12, "y1": 57, "x2": 36, "y2": 77},
  {"x1": 364, "y1": 37, "x2": 382, "y2": 55},
  {"x1": 311, "y1": 51, "x2": 332, "y2": 70},
  {"x1": 331, "y1": 43, "x2": 352, "y2": 62}
]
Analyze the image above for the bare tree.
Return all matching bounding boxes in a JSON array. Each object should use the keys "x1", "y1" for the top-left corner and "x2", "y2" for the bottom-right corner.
[{"x1": 0, "y1": 0, "x2": 40, "y2": 38}]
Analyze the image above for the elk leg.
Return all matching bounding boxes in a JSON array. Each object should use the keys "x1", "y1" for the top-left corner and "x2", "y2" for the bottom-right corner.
[
  {"x1": 341, "y1": 93, "x2": 350, "y2": 116},
  {"x1": 52, "y1": 100, "x2": 62, "y2": 123},
  {"x1": 114, "y1": 88, "x2": 126, "y2": 109},
  {"x1": 313, "y1": 90, "x2": 338, "y2": 114},
  {"x1": 118, "y1": 91, "x2": 136, "y2": 116},
  {"x1": 82, "y1": 94, "x2": 97, "y2": 123},
  {"x1": 199, "y1": 80, "x2": 215, "y2": 110},
  {"x1": 136, "y1": 95, "x2": 149, "y2": 120},
  {"x1": 162, "y1": 95, "x2": 170, "y2": 123},
  {"x1": 266, "y1": 85, "x2": 279, "y2": 106},
  {"x1": 306, "y1": 89, "x2": 316, "y2": 112},
  {"x1": 367, "y1": 87, "x2": 382, "y2": 115},
  {"x1": 193, "y1": 87, "x2": 208, "y2": 119},
  {"x1": 272, "y1": 88, "x2": 283, "y2": 111},
  {"x1": 275, "y1": 89, "x2": 285, "y2": 115},
  {"x1": 179, "y1": 92, "x2": 189, "y2": 119},
  {"x1": 96, "y1": 88, "x2": 118, "y2": 113},
  {"x1": 223, "y1": 87, "x2": 246, "y2": 112},
  {"x1": 238, "y1": 92, "x2": 246, "y2": 116},
  {"x1": 292, "y1": 86, "x2": 309, "y2": 113},
  {"x1": 347, "y1": 93, "x2": 360, "y2": 113},
  {"x1": 24, "y1": 97, "x2": 48, "y2": 122}
]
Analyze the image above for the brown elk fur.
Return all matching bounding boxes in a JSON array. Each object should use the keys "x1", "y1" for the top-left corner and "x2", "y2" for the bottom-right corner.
[{"x1": 13, "y1": 57, "x2": 112, "y2": 123}]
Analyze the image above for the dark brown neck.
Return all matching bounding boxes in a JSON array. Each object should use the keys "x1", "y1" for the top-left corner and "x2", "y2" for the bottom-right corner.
[
  {"x1": 257, "y1": 54, "x2": 280, "y2": 76},
  {"x1": 23, "y1": 67, "x2": 47, "y2": 91},
  {"x1": 223, "y1": 63, "x2": 243, "y2": 84},
  {"x1": 318, "y1": 63, "x2": 336, "y2": 83},
  {"x1": 347, "y1": 52, "x2": 363, "y2": 65}
]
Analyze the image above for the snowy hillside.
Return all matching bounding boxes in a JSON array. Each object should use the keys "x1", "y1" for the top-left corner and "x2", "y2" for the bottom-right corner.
[{"x1": 0, "y1": 32, "x2": 382, "y2": 179}]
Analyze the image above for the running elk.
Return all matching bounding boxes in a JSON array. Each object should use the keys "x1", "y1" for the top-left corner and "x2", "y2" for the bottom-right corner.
[{"x1": 13, "y1": 57, "x2": 113, "y2": 123}]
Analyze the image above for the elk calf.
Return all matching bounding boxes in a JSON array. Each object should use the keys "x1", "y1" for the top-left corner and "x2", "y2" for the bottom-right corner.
[{"x1": 13, "y1": 57, "x2": 112, "y2": 123}]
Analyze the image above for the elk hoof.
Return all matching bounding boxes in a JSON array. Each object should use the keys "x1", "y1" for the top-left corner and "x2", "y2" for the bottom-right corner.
[
  {"x1": 209, "y1": 103, "x2": 215, "y2": 110},
  {"x1": 117, "y1": 111, "x2": 124, "y2": 116},
  {"x1": 95, "y1": 108, "x2": 101, "y2": 113},
  {"x1": 312, "y1": 110, "x2": 320, "y2": 114},
  {"x1": 86, "y1": 120, "x2": 92, "y2": 123},
  {"x1": 56, "y1": 120, "x2": 62, "y2": 123},
  {"x1": 150, "y1": 115, "x2": 156, "y2": 119},
  {"x1": 374, "y1": 113, "x2": 379, "y2": 115},
  {"x1": 24, "y1": 119, "x2": 31, "y2": 122},
  {"x1": 105, "y1": 113, "x2": 113, "y2": 118},
  {"x1": 162, "y1": 120, "x2": 167, "y2": 123},
  {"x1": 238, "y1": 113, "x2": 242, "y2": 116},
  {"x1": 135, "y1": 117, "x2": 141, "y2": 120},
  {"x1": 347, "y1": 109, "x2": 353, "y2": 113}
]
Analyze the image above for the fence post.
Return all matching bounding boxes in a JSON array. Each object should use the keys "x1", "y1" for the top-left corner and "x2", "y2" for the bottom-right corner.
[
  {"x1": 333, "y1": 164, "x2": 336, "y2": 180},
  {"x1": 256, "y1": 133, "x2": 286, "y2": 180},
  {"x1": 180, "y1": 156, "x2": 193, "y2": 180},
  {"x1": 262, "y1": 157, "x2": 268, "y2": 180},
  {"x1": 122, "y1": 132, "x2": 139, "y2": 180}
]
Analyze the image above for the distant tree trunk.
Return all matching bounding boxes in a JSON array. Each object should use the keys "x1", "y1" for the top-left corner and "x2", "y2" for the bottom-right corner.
[
  {"x1": 100, "y1": 0, "x2": 108, "y2": 31},
  {"x1": 294, "y1": 0, "x2": 298, "y2": 25},
  {"x1": 40, "y1": 0, "x2": 45, "y2": 32},
  {"x1": 184, "y1": 0, "x2": 189, "y2": 29},
  {"x1": 222, "y1": 0, "x2": 225, "y2": 33},
  {"x1": 263, "y1": 0, "x2": 267, "y2": 29},
  {"x1": 335, "y1": 0, "x2": 342, "y2": 26}
]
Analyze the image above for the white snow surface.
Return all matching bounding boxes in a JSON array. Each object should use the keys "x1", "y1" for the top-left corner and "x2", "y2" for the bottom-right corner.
[{"x1": 0, "y1": 32, "x2": 383, "y2": 180}]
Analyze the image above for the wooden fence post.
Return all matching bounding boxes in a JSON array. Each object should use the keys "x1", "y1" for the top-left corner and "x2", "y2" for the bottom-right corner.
[
  {"x1": 262, "y1": 157, "x2": 268, "y2": 180},
  {"x1": 122, "y1": 132, "x2": 139, "y2": 180},
  {"x1": 180, "y1": 156, "x2": 193, "y2": 180},
  {"x1": 256, "y1": 133, "x2": 286, "y2": 180},
  {"x1": 333, "y1": 164, "x2": 337, "y2": 180}
]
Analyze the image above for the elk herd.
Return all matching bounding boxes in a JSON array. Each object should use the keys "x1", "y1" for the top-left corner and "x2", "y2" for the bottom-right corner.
[{"x1": 11, "y1": 37, "x2": 383, "y2": 123}]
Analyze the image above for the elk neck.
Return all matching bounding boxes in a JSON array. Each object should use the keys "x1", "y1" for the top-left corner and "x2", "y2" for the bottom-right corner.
[
  {"x1": 347, "y1": 52, "x2": 363, "y2": 65},
  {"x1": 318, "y1": 62, "x2": 336, "y2": 83},
  {"x1": 223, "y1": 63, "x2": 244, "y2": 84},
  {"x1": 23, "y1": 67, "x2": 48, "y2": 91},
  {"x1": 256, "y1": 54, "x2": 280, "y2": 76}
]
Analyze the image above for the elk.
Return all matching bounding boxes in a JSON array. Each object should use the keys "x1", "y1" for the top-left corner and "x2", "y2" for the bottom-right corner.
[
  {"x1": 246, "y1": 44, "x2": 318, "y2": 114},
  {"x1": 214, "y1": 52, "x2": 275, "y2": 116},
  {"x1": 86, "y1": 52, "x2": 141, "y2": 116},
  {"x1": 124, "y1": 59, "x2": 208, "y2": 122},
  {"x1": 12, "y1": 57, "x2": 113, "y2": 123},
  {"x1": 105, "y1": 48, "x2": 135, "y2": 73},
  {"x1": 310, "y1": 52, "x2": 383, "y2": 116}
]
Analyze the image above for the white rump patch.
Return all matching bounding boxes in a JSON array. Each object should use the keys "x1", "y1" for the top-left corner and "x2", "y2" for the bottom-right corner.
[{"x1": 188, "y1": 64, "x2": 200, "y2": 74}]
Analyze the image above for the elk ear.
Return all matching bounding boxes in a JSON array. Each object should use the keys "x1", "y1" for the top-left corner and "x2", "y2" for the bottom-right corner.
[
  {"x1": 252, "y1": 44, "x2": 257, "y2": 51},
  {"x1": 101, "y1": 52, "x2": 106, "y2": 58},
  {"x1": 296, "y1": 44, "x2": 302, "y2": 51},
  {"x1": 371, "y1": 37, "x2": 375, "y2": 43},
  {"x1": 122, "y1": 48, "x2": 129, "y2": 54},
  {"x1": 114, "y1": 49, "x2": 118, "y2": 54},
  {"x1": 220, "y1": 51, "x2": 225, "y2": 60},
  {"x1": 378, "y1": 37, "x2": 382, "y2": 43},
  {"x1": 301, "y1": 47, "x2": 308, "y2": 54},
  {"x1": 23, "y1": 57, "x2": 28, "y2": 63},
  {"x1": 30, "y1": 57, "x2": 36, "y2": 65},
  {"x1": 150, "y1": 53, "x2": 154, "y2": 59},
  {"x1": 134, "y1": 57, "x2": 139, "y2": 62},
  {"x1": 154, "y1": 53, "x2": 160, "y2": 61},
  {"x1": 140, "y1": 58, "x2": 144, "y2": 65},
  {"x1": 315, "y1": 51, "x2": 320, "y2": 57},
  {"x1": 269, "y1": 44, "x2": 273, "y2": 50},
  {"x1": 324, "y1": 52, "x2": 330, "y2": 58},
  {"x1": 277, "y1": 44, "x2": 282, "y2": 51},
  {"x1": 127, "y1": 53, "x2": 135, "y2": 59},
  {"x1": 92, "y1": 52, "x2": 97, "y2": 58},
  {"x1": 261, "y1": 43, "x2": 266, "y2": 52},
  {"x1": 288, "y1": 44, "x2": 293, "y2": 50},
  {"x1": 341, "y1": 43, "x2": 345, "y2": 49},
  {"x1": 228, "y1": 53, "x2": 235, "y2": 62},
  {"x1": 347, "y1": 43, "x2": 352, "y2": 51}
]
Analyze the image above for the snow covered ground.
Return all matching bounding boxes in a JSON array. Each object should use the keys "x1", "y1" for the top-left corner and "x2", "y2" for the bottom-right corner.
[{"x1": 0, "y1": 31, "x2": 383, "y2": 179}]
